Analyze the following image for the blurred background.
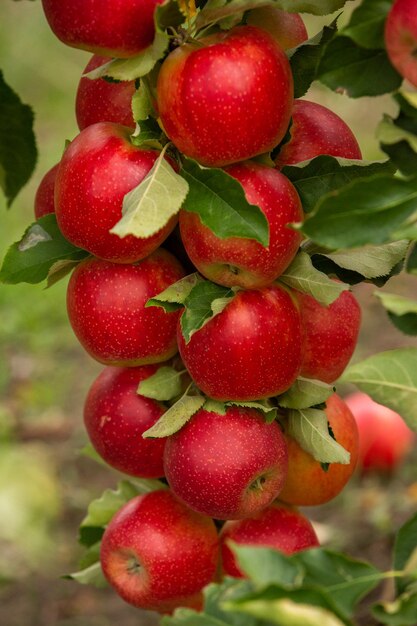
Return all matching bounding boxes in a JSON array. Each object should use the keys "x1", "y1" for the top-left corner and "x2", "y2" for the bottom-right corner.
[{"x1": 0, "y1": 1, "x2": 416, "y2": 625}]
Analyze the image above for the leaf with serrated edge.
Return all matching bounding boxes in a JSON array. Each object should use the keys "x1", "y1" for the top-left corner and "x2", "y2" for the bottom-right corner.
[
  {"x1": 181, "y1": 281, "x2": 237, "y2": 343},
  {"x1": 288, "y1": 408, "x2": 350, "y2": 464},
  {"x1": 341, "y1": 0, "x2": 392, "y2": 49},
  {"x1": 204, "y1": 399, "x2": 227, "y2": 415},
  {"x1": 227, "y1": 401, "x2": 277, "y2": 422},
  {"x1": 278, "y1": 378, "x2": 334, "y2": 409},
  {"x1": 146, "y1": 273, "x2": 202, "y2": 312},
  {"x1": 279, "y1": 251, "x2": 349, "y2": 306},
  {"x1": 138, "y1": 366, "x2": 184, "y2": 401},
  {"x1": 111, "y1": 150, "x2": 188, "y2": 239},
  {"x1": 321, "y1": 241, "x2": 409, "y2": 279},
  {"x1": 340, "y1": 348, "x2": 417, "y2": 432},
  {"x1": 143, "y1": 388, "x2": 205, "y2": 438}
]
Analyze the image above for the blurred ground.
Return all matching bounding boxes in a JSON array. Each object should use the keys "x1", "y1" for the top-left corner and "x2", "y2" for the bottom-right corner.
[{"x1": 0, "y1": 2, "x2": 416, "y2": 626}]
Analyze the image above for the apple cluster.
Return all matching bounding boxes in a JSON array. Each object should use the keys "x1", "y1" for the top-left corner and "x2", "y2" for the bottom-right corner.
[{"x1": 36, "y1": 0, "x2": 368, "y2": 616}]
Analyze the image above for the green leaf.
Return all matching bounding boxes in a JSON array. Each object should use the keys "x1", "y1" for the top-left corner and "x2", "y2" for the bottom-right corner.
[
  {"x1": 227, "y1": 401, "x2": 278, "y2": 423},
  {"x1": 279, "y1": 251, "x2": 349, "y2": 306},
  {"x1": 378, "y1": 94, "x2": 417, "y2": 176},
  {"x1": 131, "y1": 117, "x2": 163, "y2": 149},
  {"x1": 340, "y1": 348, "x2": 417, "y2": 432},
  {"x1": 373, "y1": 593, "x2": 417, "y2": 626},
  {"x1": 394, "y1": 512, "x2": 417, "y2": 594},
  {"x1": 0, "y1": 70, "x2": 37, "y2": 207},
  {"x1": 317, "y1": 36, "x2": 402, "y2": 98},
  {"x1": 231, "y1": 544, "x2": 303, "y2": 589},
  {"x1": 282, "y1": 156, "x2": 395, "y2": 215},
  {"x1": 132, "y1": 81, "x2": 153, "y2": 122},
  {"x1": 341, "y1": 0, "x2": 392, "y2": 49},
  {"x1": 277, "y1": 378, "x2": 334, "y2": 410},
  {"x1": 287, "y1": 408, "x2": 351, "y2": 464},
  {"x1": 138, "y1": 365, "x2": 185, "y2": 401},
  {"x1": 204, "y1": 399, "x2": 227, "y2": 415},
  {"x1": 0, "y1": 214, "x2": 88, "y2": 285},
  {"x1": 142, "y1": 386, "x2": 205, "y2": 438},
  {"x1": 301, "y1": 175, "x2": 417, "y2": 249},
  {"x1": 181, "y1": 159, "x2": 269, "y2": 247},
  {"x1": 79, "y1": 443, "x2": 108, "y2": 468},
  {"x1": 110, "y1": 149, "x2": 188, "y2": 239},
  {"x1": 180, "y1": 280, "x2": 238, "y2": 343},
  {"x1": 375, "y1": 292, "x2": 417, "y2": 336},
  {"x1": 406, "y1": 243, "x2": 417, "y2": 275},
  {"x1": 64, "y1": 562, "x2": 107, "y2": 589},
  {"x1": 146, "y1": 273, "x2": 202, "y2": 312}
]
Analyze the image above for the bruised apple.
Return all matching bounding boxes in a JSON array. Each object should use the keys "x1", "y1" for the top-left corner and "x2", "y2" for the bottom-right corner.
[
  {"x1": 177, "y1": 285, "x2": 302, "y2": 401},
  {"x1": 157, "y1": 26, "x2": 293, "y2": 167},
  {"x1": 84, "y1": 365, "x2": 167, "y2": 477},
  {"x1": 246, "y1": 7, "x2": 308, "y2": 50},
  {"x1": 220, "y1": 502, "x2": 319, "y2": 577},
  {"x1": 34, "y1": 163, "x2": 59, "y2": 219},
  {"x1": 385, "y1": 0, "x2": 417, "y2": 88},
  {"x1": 164, "y1": 406, "x2": 288, "y2": 520},
  {"x1": 179, "y1": 162, "x2": 303, "y2": 289},
  {"x1": 279, "y1": 394, "x2": 359, "y2": 507},
  {"x1": 67, "y1": 249, "x2": 185, "y2": 366},
  {"x1": 100, "y1": 490, "x2": 219, "y2": 613}
]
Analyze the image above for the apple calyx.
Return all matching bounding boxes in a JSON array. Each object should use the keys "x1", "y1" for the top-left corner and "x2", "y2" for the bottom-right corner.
[{"x1": 126, "y1": 555, "x2": 143, "y2": 576}]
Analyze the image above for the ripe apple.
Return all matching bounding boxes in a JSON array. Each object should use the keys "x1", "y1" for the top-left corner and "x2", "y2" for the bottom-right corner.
[
  {"x1": 296, "y1": 289, "x2": 361, "y2": 384},
  {"x1": 220, "y1": 502, "x2": 319, "y2": 577},
  {"x1": 84, "y1": 365, "x2": 168, "y2": 477},
  {"x1": 34, "y1": 163, "x2": 59, "y2": 219},
  {"x1": 385, "y1": 0, "x2": 417, "y2": 88},
  {"x1": 157, "y1": 25, "x2": 293, "y2": 167},
  {"x1": 100, "y1": 490, "x2": 219, "y2": 613},
  {"x1": 344, "y1": 392, "x2": 415, "y2": 474},
  {"x1": 246, "y1": 7, "x2": 308, "y2": 50},
  {"x1": 279, "y1": 394, "x2": 359, "y2": 507},
  {"x1": 164, "y1": 406, "x2": 288, "y2": 520},
  {"x1": 177, "y1": 284, "x2": 302, "y2": 401},
  {"x1": 55, "y1": 122, "x2": 178, "y2": 263},
  {"x1": 76, "y1": 55, "x2": 136, "y2": 130},
  {"x1": 179, "y1": 162, "x2": 303, "y2": 289},
  {"x1": 66, "y1": 249, "x2": 185, "y2": 366},
  {"x1": 41, "y1": 0, "x2": 163, "y2": 58},
  {"x1": 275, "y1": 99, "x2": 362, "y2": 167}
]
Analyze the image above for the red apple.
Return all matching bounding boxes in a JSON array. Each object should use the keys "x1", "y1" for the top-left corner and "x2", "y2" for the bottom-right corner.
[
  {"x1": 344, "y1": 392, "x2": 415, "y2": 474},
  {"x1": 385, "y1": 0, "x2": 417, "y2": 88},
  {"x1": 66, "y1": 249, "x2": 185, "y2": 366},
  {"x1": 246, "y1": 7, "x2": 308, "y2": 50},
  {"x1": 41, "y1": 0, "x2": 163, "y2": 58},
  {"x1": 275, "y1": 100, "x2": 362, "y2": 167},
  {"x1": 157, "y1": 25, "x2": 293, "y2": 167},
  {"x1": 179, "y1": 162, "x2": 303, "y2": 289},
  {"x1": 177, "y1": 284, "x2": 302, "y2": 401},
  {"x1": 100, "y1": 490, "x2": 219, "y2": 613},
  {"x1": 76, "y1": 55, "x2": 136, "y2": 130},
  {"x1": 279, "y1": 394, "x2": 359, "y2": 506},
  {"x1": 55, "y1": 122, "x2": 177, "y2": 263},
  {"x1": 220, "y1": 502, "x2": 319, "y2": 578},
  {"x1": 34, "y1": 163, "x2": 59, "y2": 219},
  {"x1": 297, "y1": 289, "x2": 361, "y2": 384},
  {"x1": 164, "y1": 406, "x2": 288, "y2": 520},
  {"x1": 84, "y1": 365, "x2": 168, "y2": 477}
]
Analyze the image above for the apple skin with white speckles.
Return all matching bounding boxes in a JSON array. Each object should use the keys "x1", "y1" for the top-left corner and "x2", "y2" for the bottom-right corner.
[
  {"x1": 66, "y1": 249, "x2": 185, "y2": 366},
  {"x1": 164, "y1": 406, "x2": 288, "y2": 520},
  {"x1": 296, "y1": 289, "x2": 361, "y2": 384},
  {"x1": 100, "y1": 490, "x2": 219, "y2": 613},
  {"x1": 156, "y1": 26, "x2": 294, "y2": 167},
  {"x1": 385, "y1": 0, "x2": 417, "y2": 88},
  {"x1": 246, "y1": 7, "x2": 308, "y2": 50},
  {"x1": 220, "y1": 501, "x2": 319, "y2": 577},
  {"x1": 41, "y1": 0, "x2": 163, "y2": 58},
  {"x1": 177, "y1": 284, "x2": 302, "y2": 401},
  {"x1": 84, "y1": 365, "x2": 167, "y2": 477},
  {"x1": 76, "y1": 55, "x2": 136, "y2": 130},
  {"x1": 275, "y1": 100, "x2": 362, "y2": 167},
  {"x1": 179, "y1": 162, "x2": 304, "y2": 289},
  {"x1": 34, "y1": 163, "x2": 59, "y2": 219},
  {"x1": 55, "y1": 122, "x2": 178, "y2": 263}
]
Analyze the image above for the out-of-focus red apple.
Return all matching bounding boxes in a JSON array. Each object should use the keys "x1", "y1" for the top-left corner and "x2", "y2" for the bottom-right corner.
[
  {"x1": 164, "y1": 406, "x2": 288, "y2": 520},
  {"x1": 344, "y1": 392, "x2": 415, "y2": 473},
  {"x1": 385, "y1": 0, "x2": 417, "y2": 88},
  {"x1": 76, "y1": 55, "x2": 136, "y2": 130},
  {"x1": 220, "y1": 502, "x2": 319, "y2": 577},
  {"x1": 100, "y1": 490, "x2": 219, "y2": 613},
  {"x1": 179, "y1": 162, "x2": 303, "y2": 289},
  {"x1": 275, "y1": 100, "x2": 362, "y2": 167},
  {"x1": 246, "y1": 7, "x2": 308, "y2": 50},
  {"x1": 279, "y1": 394, "x2": 359, "y2": 506},
  {"x1": 34, "y1": 163, "x2": 59, "y2": 219}
]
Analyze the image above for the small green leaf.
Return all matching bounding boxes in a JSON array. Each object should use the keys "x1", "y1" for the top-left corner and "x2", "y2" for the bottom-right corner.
[
  {"x1": 340, "y1": 348, "x2": 417, "y2": 432},
  {"x1": 181, "y1": 280, "x2": 238, "y2": 343},
  {"x1": 204, "y1": 399, "x2": 227, "y2": 415},
  {"x1": 378, "y1": 115, "x2": 417, "y2": 154},
  {"x1": 227, "y1": 401, "x2": 278, "y2": 422},
  {"x1": 111, "y1": 149, "x2": 188, "y2": 239},
  {"x1": 131, "y1": 118, "x2": 163, "y2": 148},
  {"x1": 231, "y1": 544, "x2": 303, "y2": 588},
  {"x1": 373, "y1": 593, "x2": 417, "y2": 626},
  {"x1": 341, "y1": 0, "x2": 392, "y2": 49},
  {"x1": 46, "y1": 258, "x2": 82, "y2": 288},
  {"x1": 181, "y1": 158, "x2": 269, "y2": 247},
  {"x1": 375, "y1": 292, "x2": 417, "y2": 335},
  {"x1": 146, "y1": 273, "x2": 202, "y2": 312},
  {"x1": 138, "y1": 365, "x2": 185, "y2": 401},
  {"x1": 277, "y1": 378, "x2": 334, "y2": 410},
  {"x1": 394, "y1": 512, "x2": 417, "y2": 594},
  {"x1": 142, "y1": 387, "x2": 205, "y2": 438},
  {"x1": 64, "y1": 562, "x2": 107, "y2": 589},
  {"x1": 288, "y1": 408, "x2": 351, "y2": 464},
  {"x1": 406, "y1": 243, "x2": 417, "y2": 275},
  {"x1": 279, "y1": 251, "x2": 349, "y2": 306},
  {"x1": 132, "y1": 81, "x2": 153, "y2": 122}
]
